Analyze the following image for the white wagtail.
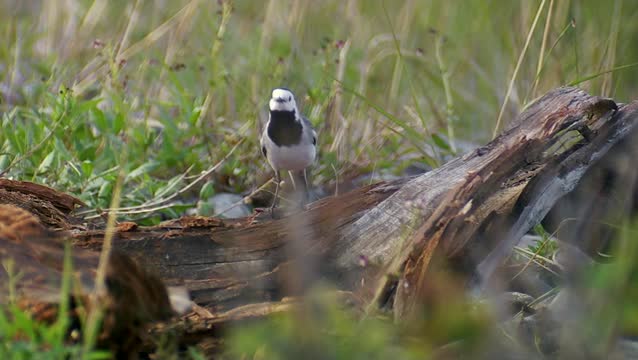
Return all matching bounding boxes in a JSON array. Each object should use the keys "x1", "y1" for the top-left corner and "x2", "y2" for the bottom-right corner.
[{"x1": 260, "y1": 88, "x2": 317, "y2": 212}]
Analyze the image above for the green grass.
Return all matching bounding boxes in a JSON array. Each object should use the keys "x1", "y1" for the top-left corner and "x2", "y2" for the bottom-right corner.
[
  {"x1": 1, "y1": 0, "x2": 638, "y2": 357},
  {"x1": 0, "y1": 243, "x2": 111, "y2": 359},
  {"x1": 1, "y1": 0, "x2": 636, "y2": 222},
  {"x1": 225, "y1": 285, "x2": 489, "y2": 359}
]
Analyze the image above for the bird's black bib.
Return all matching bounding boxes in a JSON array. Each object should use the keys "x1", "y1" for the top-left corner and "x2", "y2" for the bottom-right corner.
[{"x1": 267, "y1": 110, "x2": 303, "y2": 147}]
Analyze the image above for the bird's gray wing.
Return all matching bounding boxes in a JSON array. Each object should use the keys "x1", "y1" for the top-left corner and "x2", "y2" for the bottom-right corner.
[
  {"x1": 260, "y1": 127, "x2": 268, "y2": 158},
  {"x1": 302, "y1": 116, "x2": 317, "y2": 145}
]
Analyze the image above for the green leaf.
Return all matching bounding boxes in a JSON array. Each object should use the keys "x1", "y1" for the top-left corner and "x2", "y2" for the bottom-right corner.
[
  {"x1": 0, "y1": 155, "x2": 10, "y2": 170},
  {"x1": 199, "y1": 180, "x2": 215, "y2": 200},
  {"x1": 187, "y1": 347, "x2": 207, "y2": 360},
  {"x1": 53, "y1": 138, "x2": 72, "y2": 159},
  {"x1": 91, "y1": 107, "x2": 108, "y2": 133},
  {"x1": 81, "y1": 160, "x2": 94, "y2": 178},
  {"x1": 431, "y1": 133, "x2": 452, "y2": 152},
  {"x1": 154, "y1": 173, "x2": 187, "y2": 199},
  {"x1": 10, "y1": 306, "x2": 36, "y2": 340},
  {"x1": 126, "y1": 160, "x2": 159, "y2": 181},
  {"x1": 36, "y1": 151, "x2": 56, "y2": 174},
  {"x1": 6, "y1": 128, "x2": 26, "y2": 153},
  {"x1": 73, "y1": 98, "x2": 103, "y2": 115},
  {"x1": 113, "y1": 113, "x2": 126, "y2": 134},
  {"x1": 98, "y1": 181, "x2": 112, "y2": 201},
  {"x1": 66, "y1": 161, "x2": 83, "y2": 178}
]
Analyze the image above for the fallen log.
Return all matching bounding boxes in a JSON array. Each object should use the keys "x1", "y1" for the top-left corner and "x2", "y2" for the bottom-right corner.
[
  {"x1": 73, "y1": 87, "x2": 635, "y2": 311},
  {"x1": 1, "y1": 86, "x2": 637, "y2": 355}
]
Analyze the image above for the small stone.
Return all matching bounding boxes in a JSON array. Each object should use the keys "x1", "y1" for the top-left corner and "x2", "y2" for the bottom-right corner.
[{"x1": 198, "y1": 192, "x2": 251, "y2": 219}]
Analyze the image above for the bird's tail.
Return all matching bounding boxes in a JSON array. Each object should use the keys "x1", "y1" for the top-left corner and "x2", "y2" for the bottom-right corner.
[{"x1": 288, "y1": 170, "x2": 311, "y2": 205}]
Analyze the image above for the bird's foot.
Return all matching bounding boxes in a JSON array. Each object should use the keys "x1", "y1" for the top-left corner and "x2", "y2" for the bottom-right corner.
[{"x1": 252, "y1": 207, "x2": 283, "y2": 221}]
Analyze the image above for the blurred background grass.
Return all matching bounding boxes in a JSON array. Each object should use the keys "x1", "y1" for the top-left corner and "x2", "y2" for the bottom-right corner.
[{"x1": 1, "y1": 0, "x2": 637, "y2": 223}]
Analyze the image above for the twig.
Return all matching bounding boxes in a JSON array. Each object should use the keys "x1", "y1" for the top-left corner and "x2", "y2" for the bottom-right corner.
[{"x1": 84, "y1": 139, "x2": 243, "y2": 219}]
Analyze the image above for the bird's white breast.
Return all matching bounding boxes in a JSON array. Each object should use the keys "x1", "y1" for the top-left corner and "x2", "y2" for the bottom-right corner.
[{"x1": 262, "y1": 128, "x2": 316, "y2": 171}]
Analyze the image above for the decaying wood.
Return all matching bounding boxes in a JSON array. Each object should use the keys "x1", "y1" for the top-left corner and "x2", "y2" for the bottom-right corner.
[
  {"x1": 72, "y1": 180, "x2": 404, "y2": 310},
  {"x1": 0, "y1": 204, "x2": 175, "y2": 356},
  {"x1": 543, "y1": 105, "x2": 638, "y2": 257},
  {"x1": 0, "y1": 204, "x2": 95, "y2": 304},
  {"x1": 0, "y1": 179, "x2": 84, "y2": 229},
  {"x1": 1, "y1": 87, "x2": 638, "y2": 355}
]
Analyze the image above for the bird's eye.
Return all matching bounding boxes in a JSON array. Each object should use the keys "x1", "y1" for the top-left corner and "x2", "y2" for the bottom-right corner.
[{"x1": 288, "y1": 96, "x2": 292, "y2": 101}]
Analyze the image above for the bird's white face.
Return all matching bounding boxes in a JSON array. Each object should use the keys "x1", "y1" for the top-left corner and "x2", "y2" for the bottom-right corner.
[{"x1": 269, "y1": 88, "x2": 297, "y2": 112}]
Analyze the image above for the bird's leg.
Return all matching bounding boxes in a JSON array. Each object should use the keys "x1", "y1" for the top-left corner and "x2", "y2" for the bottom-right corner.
[
  {"x1": 288, "y1": 171, "x2": 297, "y2": 190},
  {"x1": 302, "y1": 169, "x2": 310, "y2": 204},
  {"x1": 288, "y1": 170, "x2": 310, "y2": 208},
  {"x1": 270, "y1": 171, "x2": 281, "y2": 216}
]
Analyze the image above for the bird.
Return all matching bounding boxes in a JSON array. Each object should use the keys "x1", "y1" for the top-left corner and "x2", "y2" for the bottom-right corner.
[{"x1": 260, "y1": 88, "x2": 317, "y2": 214}]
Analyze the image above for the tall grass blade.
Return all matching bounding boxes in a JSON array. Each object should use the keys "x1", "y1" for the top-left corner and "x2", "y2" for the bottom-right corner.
[{"x1": 492, "y1": 0, "x2": 547, "y2": 138}]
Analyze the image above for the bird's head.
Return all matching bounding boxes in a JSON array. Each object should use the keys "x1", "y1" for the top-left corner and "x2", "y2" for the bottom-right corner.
[{"x1": 269, "y1": 88, "x2": 297, "y2": 113}]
